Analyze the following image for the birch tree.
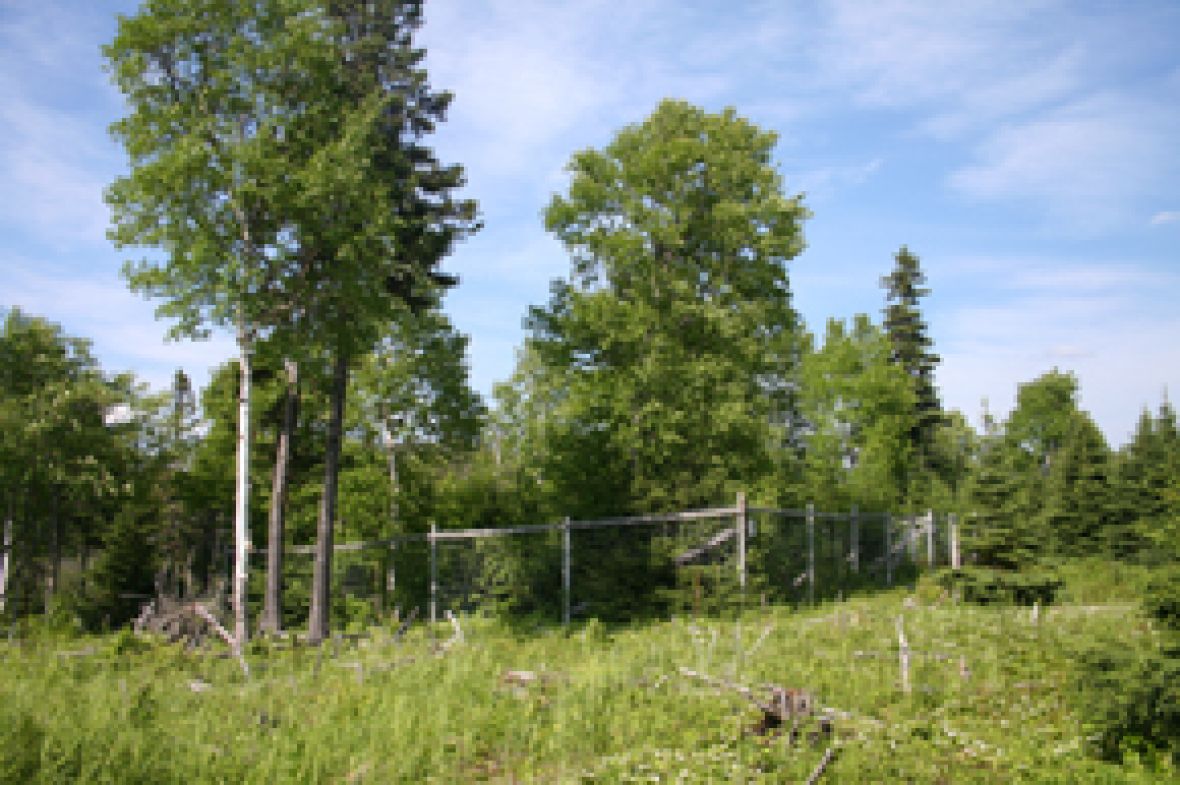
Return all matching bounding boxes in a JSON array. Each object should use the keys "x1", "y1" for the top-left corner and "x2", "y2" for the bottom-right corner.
[{"x1": 105, "y1": 0, "x2": 312, "y2": 646}]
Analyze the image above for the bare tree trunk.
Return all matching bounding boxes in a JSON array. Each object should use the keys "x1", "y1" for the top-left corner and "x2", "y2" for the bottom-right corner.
[
  {"x1": 47, "y1": 489, "x2": 61, "y2": 606},
  {"x1": 380, "y1": 434, "x2": 398, "y2": 616},
  {"x1": 309, "y1": 351, "x2": 348, "y2": 644},
  {"x1": 233, "y1": 327, "x2": 253, "y2": 649},
  {"x1": 261, "y1": 359, "x2": 298, "y2": 634},
  {"x1": 0, "y1": 497, "x2": 12, "y2": 615}
]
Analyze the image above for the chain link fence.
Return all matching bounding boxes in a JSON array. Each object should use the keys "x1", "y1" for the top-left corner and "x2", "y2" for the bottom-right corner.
[{"x1": 246, "y1": 497, "x2": 963, "y2": 632}]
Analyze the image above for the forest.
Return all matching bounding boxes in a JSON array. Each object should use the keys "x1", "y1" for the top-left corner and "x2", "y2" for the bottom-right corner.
[{"x1": 1, "y1": 0, "x2": 1178, "y2": 780}]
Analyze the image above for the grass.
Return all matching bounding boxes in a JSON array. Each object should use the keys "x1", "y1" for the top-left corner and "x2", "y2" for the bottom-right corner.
[{"x1": 2, "y1": 560, "x2": 1176, "y2": 783}]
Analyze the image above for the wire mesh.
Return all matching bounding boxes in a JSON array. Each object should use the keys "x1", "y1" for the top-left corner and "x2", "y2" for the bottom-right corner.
[{"x1": 240, "y1": 505, "x2": 960, "y2": 634}]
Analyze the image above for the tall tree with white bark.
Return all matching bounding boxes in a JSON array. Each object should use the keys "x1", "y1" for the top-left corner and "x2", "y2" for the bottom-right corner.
[{"x1": 104, "y1": 0, "x2": 319, "y2": 646}]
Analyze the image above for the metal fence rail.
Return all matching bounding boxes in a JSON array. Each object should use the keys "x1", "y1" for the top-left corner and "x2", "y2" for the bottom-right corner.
[{"x1": 248, "y1": 495, "x2": 963, "y2": 630}]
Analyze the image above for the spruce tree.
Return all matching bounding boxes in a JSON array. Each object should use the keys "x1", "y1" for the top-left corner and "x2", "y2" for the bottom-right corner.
[
  {"x1": 1119, "y1": 401, "x2": 1180, "y2": 562},
  {"x1": 1039, "y1": 414, "x2": 1113, "y2": 555},
  {"x1": 967, "y1": 422, "x2": 1038, "y2": 569},
  {"x1": 880, "y1": 246, "x2": 942, "y2": 492}
]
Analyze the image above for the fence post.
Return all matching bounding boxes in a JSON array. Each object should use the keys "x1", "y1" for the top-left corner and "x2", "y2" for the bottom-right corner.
[
  {"x1": 562, "y1": 517, "x2": 571, "y2": 626},
  {"x1": 850, "y1": 505, "x2": 859, "y2": 574},
  {"x1": 926, "y1": 509, "x2": 935, "y2": 568},
  {"x1": 429, "y1": 523, "x2": 437, "y2": 625},
  {"x1": 806, "y1": 502, "x2": 815, "y2": 605},
  {"x1": 391, "y1": 535, "x2": 401, "y2": 609},
  {"x1": 736, "y1": 492, "x2": 747, "y2": 592},
  {"x1": 949, "y1": 513, "x2": 960, "y2": 570},
  {"x1": 885, "y1": 512, "x2": 893, "y2": 587}
]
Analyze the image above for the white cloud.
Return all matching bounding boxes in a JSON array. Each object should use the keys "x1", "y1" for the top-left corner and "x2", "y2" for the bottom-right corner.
[
  {"x1": 948, "y1": 95, "x2": 1178, "y2": 230},
  {"x1": 817, "y1": 0, "x2": 1064, "y2": 109},
  {"x1": 0, "y1": 3, "x2": 124, "y2": 250},
  {"x1": 1007, "y1": 264, "x2": 1177, "y2": 293},
  {"x1": 917, "y1": 47, "x2": 1082, "y2": 138},
  {"x1": 935, "y1": 258, "x2": 1180, "y2": 444},
  {"x1": 788, "y1": 158, "x2": 883, "y2": 202},
  {"x1": 1, "y1": 263, "x2": 235, "y2": 392},
  {"x1": 1151, "y1": 210, "x2": 1180, "y2": 226},
  {"x1": 422, "y1": 0, "x2": 667, "y2": 187},
  {"x1": 0, "y1": 97, "x2": 114, "y2": 247},
  {"x1": 811, "y1": 0, "x2": 1180, "y2": 230}
]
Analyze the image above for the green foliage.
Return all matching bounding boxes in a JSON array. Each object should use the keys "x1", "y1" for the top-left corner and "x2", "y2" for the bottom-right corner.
[
  {"x1": 880, "y1": 246, "x2": 942, "y2": 495},
  {"x1": 935, "y1": 566, "x2": 1064, "y2": 606},
  {"x1": 519, "y1": 99, "x2": 807, "y2": 518},
  {"x1": 81, "y1": 506, "x2": 159, "y2": 629},
  {"x1": 1007, "y1": 369, "x2": 1082, "y2": 467},
  {"x1": 966, "y1": 428, "x2": 1038, "y2": 569},
  {"x1": 0, "y1": 309, "x2": 154, "y2": 623},
  {"x1": 0, "y1": 702, "x2": 44, "y2": 784},
  {"x1": 2, "y1": 575, "x2": 1173, "y2": 782},
  {"x1": 1041, "y1": 414, "x2": 1115, "y2": 554},
  {"x1": 966, "y1": 370, "x2": 1120, "y2": 569},
  {"x1": 797, "y1": 315, "x2": 915, "y2": 511},
  {"x1": 1075, "y1": 569, "x2": 1180, "y2": 767},
  {"x1": 1115, "y1": 402, "x2": 1180, "y2": 562},
  {"x1": 1143, "y1": 566, "x2": 1180, "y2": 632},
  {"x1": 105, "y1": 0, "x2": 306, "y2": 340}
]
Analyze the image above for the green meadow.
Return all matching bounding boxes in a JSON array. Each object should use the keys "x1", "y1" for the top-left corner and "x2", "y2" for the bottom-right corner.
[{"x1": 4, "y1": 560, "x2": 1175, "y2": 784}]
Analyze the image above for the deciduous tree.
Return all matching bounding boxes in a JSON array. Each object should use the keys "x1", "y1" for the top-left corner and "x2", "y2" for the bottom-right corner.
[
  {"x1": 105, "y1": 0, "x2": 313, "y2": 645},
  {"x1": 525, "y1": 99, "x2": 808, "y2": 516}
]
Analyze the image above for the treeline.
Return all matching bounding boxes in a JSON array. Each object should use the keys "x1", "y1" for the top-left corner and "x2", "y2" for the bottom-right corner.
[
  {"x1": 4, "y1": 99, "x2": 1177, "y2": 630},
  {"x1": 3, "y1": 2, "x2": 1177, "y2": 634}
]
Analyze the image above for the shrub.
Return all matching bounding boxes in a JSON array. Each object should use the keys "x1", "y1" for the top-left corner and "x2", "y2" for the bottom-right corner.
[
  {"x1": 936, "y1": 566, "x2": 1063, "y2": 606},
  {"x1": 0, "y1": 704, "x2": 44, "y2": 782},
  {"x1": 1142, "y1": 566, "x2": 1180, "y2": 631},
  {"x1": 1076, "y1": 564, "x2": 1180, "y2": 767}
]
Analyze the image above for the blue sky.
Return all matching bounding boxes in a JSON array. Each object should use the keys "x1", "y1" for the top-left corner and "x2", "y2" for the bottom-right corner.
[{"x1": 1, "y1": 0, "x2": 1178, "y2": 446}]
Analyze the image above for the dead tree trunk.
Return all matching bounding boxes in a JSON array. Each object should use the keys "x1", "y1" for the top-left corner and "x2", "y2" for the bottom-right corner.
[
  {"x1": 233, "y1": 327, "x2": 253, "y2": 649},
  {"x1": 261, "y1": 359, "x2": 298, "y2": 634},
  {"x1": 0, "y1": 497, "x2": 12, "y2": 615}
]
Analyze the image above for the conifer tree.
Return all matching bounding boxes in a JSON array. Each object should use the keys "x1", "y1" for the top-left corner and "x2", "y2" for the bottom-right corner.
[
  {"x1": 295, "y1": 1, "x2": 478, "y2": 642},
  {"x1": 1039, "y1": 414, "x2": 1113, "y2": 555},
  {"x1": 880, "y1": 246, "x2": 942, "y2": 493},
  {"x1": 1118, "y1": 401, "x2": 1180, "y2": 561},
  {"x1": 967, "y1": 420, "x2": 1038, "y2": 569}
]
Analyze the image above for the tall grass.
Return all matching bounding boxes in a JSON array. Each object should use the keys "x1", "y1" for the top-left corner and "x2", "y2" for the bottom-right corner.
[{"x1": 2, "y1": 567, "x2": 1174, "y2": 783}]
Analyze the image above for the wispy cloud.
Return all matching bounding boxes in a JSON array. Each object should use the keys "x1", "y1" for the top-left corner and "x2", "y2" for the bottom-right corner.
[
  {"x1": 789, "y1": 158, "x2": 883, "y2": 202},
  {"x1": 1151, "y1": 210, "x2": 1180, "y2": 226},
  {"x1": 917, "y1": 47, "x2": 1082, "y2": 138},
  {"x1": 817, "y1": 0, "x2": 1066, "y2": 109},
  {"x1": 935, "y1": 256, "x2": 1180, "y2": 443},
  {"x1": 1, "y1": 263, "x2": 234, "y2": 391},
  {"x1": 948, "y1": 95, "x2": 1178, "y2": 231},
  {"x1": 0, "y1": 95, "x2": 115, "y2": 247},
  {"x1": 1007, "y1": 264, "x2": 1178, "y2": 293},
  {"x1": 0, "y1": 2, "x2": 123, "y2": 250},
  {"x1": 811, "y1": 0, "x2": 1180, "y2": 232},
  {"x1": 422, "y1": 1, "x2": 618, "y2": 179}
]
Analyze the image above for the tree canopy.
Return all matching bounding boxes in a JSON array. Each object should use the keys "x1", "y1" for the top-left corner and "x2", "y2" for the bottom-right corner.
[{"x1": 518, "y1": 99, "x2": 808, "y2": 515}]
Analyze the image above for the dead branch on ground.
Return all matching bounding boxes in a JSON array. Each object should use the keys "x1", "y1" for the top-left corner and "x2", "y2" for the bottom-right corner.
[{"x1": 803, "y1": 745, "x2": 837, "y2": 785}]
